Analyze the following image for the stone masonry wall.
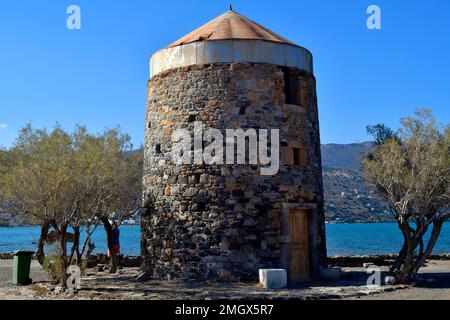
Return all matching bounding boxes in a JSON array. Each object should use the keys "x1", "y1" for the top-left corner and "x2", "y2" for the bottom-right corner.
[{"x1": 142, "y1": 62, "x2": 326, "y2": 281}]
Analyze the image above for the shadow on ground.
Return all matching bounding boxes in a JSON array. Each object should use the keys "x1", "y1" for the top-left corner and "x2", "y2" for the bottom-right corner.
[{"x1": 414, "y1": 273, "x2": 450, "y2": 289}]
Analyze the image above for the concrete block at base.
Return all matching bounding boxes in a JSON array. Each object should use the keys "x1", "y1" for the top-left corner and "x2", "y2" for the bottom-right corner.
[
  {"x1": 320, "y1": 267, "x2": 342, "y2": 281},
  {"x1": 259, "y1": 269, "x2": 287, "y2": 289},
  {"x1": 385, "y1": 276, "x2": 396, "y2": 285}
]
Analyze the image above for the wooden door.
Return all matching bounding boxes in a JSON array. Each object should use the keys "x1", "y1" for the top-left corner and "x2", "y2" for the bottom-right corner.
[{"x1": 289, "y1": 209, "x2": 310, "y2": 282}]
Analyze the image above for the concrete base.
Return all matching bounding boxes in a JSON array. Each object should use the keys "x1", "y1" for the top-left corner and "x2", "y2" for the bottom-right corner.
[
  {"x1": 259, "y1": 269, "x2": 287, "y2": 289},
  {"x1": 385, "y1": 276, "x2": 396, "y2": 285}
]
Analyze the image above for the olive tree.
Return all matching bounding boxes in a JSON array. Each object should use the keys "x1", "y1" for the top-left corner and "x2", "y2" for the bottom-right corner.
[
  {"x1": 0, "y1": 125, "x2": 88, "y2": 285},
  {"x1": 86, "y1": 130, "x2": 142, "y2": 274},
  {"x1": 363, "y1": 109, "x2": 449, "y2": 284},
  {"x1": 0, "y1": 124, "x2": 142, "y2": 285}
]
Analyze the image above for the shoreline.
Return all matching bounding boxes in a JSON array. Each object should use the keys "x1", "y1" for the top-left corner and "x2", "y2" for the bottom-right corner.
[
  {"x1": 2, "y1": 224, "x2": 450, "y2": 262},
  {"x1": 4, "y1": 221, "x2": 426, "y2": 227},
  {"x1": 2, "y1": 252, "x2": 450, "y2": 265}
]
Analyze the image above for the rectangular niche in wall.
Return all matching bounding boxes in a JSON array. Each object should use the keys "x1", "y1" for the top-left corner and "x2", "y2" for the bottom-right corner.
[
  {"x1": 282, "y1": 67, "x2": 301, "y2": 106},
  {"x1": 285, "y1": 142, "x2": 309, "y2": 166}
]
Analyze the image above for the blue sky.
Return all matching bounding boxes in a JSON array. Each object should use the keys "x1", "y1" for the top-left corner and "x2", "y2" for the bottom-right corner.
[{"x1": 0, "y1": 0, "x2": 449, "y2": 147}]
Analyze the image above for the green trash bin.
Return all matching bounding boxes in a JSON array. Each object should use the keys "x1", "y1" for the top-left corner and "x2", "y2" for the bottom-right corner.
[{"x1": 13, "y1": 251, "x2": 35, "y2": 286}]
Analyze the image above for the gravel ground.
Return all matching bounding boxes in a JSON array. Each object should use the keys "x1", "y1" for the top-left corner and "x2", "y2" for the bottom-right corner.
[
  {"x1": 0, "y1": 259, "x2": 449, "y2": 300},
  {"x1": 355, "y1": 260, "x2": 450, "y2": 300}
]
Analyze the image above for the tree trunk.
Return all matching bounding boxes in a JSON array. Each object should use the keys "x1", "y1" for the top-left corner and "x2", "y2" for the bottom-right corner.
[
  {"x1": 68, "y1": 226, "x2": 80, "y2": 266},
  {"x1": 412, "y1": 221, "x2": 443, "y2": 276},
  {"x1": 80, "y1": 225, "x2": 94, "y2": 258},
  {"x1": 395, "y1": 239, "x2": 416, "y2": 284},
  {"x1": 36, "y1": 223, "x2": 50, "y2": 266},
  {"x1": 76, "y1": 248, "x2": 82, "y2": 266},
  {"x1": 58, "y1": 225, "x2": 69, "y2": 287},
  {"x1": 391, "y1": 219, "x2": 444, "y2": 284},
  {"x1": 102, "y1": 218, "x2": 118, "y2": 274},
  {"x1": 390, "y1": 242, "x2": 407, "y2": 273},
  {"x1": 86, "y1": 237, "x2": 96, "y2": 257}
]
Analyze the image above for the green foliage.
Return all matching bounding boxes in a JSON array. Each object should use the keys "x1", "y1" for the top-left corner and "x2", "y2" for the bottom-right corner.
[
  {"x1": 364, "y1": 109, "x2": 449, "y2": 218},
  {"x1": 0, "y1": 124, "x2": 142, "y2": 283},
  {"x1": 0, "y1": 124, "x2": 142, "y2": 225},
  {"x1": 366, "y1": 124, "x2": 400, "y2": 147},
  {"x1": 363, "y1": 109, "x2": 450, "y2": 282},
  {"x1": 0, "y1": 124, "x2": 76, "y2": 225}
]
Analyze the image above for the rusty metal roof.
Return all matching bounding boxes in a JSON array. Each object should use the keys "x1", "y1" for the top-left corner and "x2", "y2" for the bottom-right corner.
[{"x1": 167, "y1": 8, "x2": 298, "y2": 48}]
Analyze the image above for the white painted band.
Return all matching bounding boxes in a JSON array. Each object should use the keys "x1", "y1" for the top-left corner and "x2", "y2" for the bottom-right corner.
[{"x1": 150, "y1": 40, "x2": 313, "y2": 78}]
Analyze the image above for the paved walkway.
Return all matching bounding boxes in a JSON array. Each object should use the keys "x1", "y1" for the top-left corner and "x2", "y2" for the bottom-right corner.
[
  {"x1": 0, "y1": 260, "x2": 50, "y2": 300},
  {"x1": 0, "y1": 260, "x2": 50, "y2": 288}
]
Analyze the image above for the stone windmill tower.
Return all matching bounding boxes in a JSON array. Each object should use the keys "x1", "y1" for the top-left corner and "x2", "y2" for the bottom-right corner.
[{"x1": 142, "y1": 8, "x2": 327, "y2": 283}]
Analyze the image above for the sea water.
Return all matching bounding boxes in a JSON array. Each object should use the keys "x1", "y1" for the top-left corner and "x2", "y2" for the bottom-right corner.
[{"x1": 0, "y1": 223, "x2": 449, "y2": 256}]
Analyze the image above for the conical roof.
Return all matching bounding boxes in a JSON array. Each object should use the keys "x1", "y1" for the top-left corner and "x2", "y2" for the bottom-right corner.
[{"x1": 167, "y1": 8, "x2": 298, "y2": 48}]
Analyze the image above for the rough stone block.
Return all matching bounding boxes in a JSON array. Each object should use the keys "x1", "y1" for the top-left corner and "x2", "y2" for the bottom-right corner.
[{"x1": 259, "y1": 269, "x2": 287, "y2": 289}]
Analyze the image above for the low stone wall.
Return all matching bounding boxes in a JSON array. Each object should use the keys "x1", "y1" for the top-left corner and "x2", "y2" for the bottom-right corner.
[
  {"x1": 0, "y1": 253, "x2": 15, "y2": 260},
  {"x1": 0, "y1": 253, "x2": 143, "y2": 268},
  {"x1": 93, "y1": 255, "x2": 142, "y2": 268},
  {"x1": 328, "y1": 254, "x2": 450, "y2": 267},
  {"x1": 3, "y1": 252, "x2": 449, "y2": 268}
]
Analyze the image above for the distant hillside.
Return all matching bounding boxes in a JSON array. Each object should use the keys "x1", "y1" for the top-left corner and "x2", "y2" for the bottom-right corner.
[
  {"x1": 0, "y1": 212, "x2": 34, "y2": 227},
  {"x1": 321, "y1": 142, "x2": 393, "y2": 223},
  {"x1": 321, "y1": 142, "x2": 373, "y2": 172}
]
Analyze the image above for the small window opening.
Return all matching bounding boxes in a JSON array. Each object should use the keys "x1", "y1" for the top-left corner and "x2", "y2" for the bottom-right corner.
[
  {"x1": 293, "y1": 148, "x2": 301, "y2": 166},
  {"x1": 196, "y1": 203, "x2": 206, "y2": 212},
  {"x1": 155, "y1": 144, "x2": 162, "y2": 154},
  {"x1": 283, "y1": 67, "x2": 301, "y2": 105},
  {"x1": 283, "y1": 68, "x2": 294, "y2": 104}
]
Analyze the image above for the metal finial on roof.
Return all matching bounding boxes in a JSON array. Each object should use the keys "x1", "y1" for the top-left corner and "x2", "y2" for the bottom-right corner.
[{"x1": 229, "y1": 4, "x2": 233, "y2": 11}]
